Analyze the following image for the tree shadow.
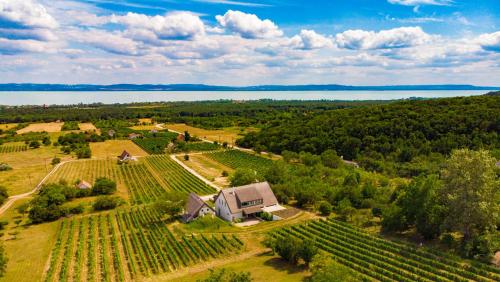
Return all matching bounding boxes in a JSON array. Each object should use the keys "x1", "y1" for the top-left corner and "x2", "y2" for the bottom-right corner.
[{"x1": 261, "y1": 252, "x2": 309, "y2": 276}]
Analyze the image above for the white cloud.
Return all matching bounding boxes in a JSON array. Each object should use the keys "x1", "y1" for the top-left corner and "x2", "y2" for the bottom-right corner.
[
  {"x1": 476, "y1": 31, "x2": 500, "y2": 52},
  {"x1": 0, "y1": 0, "x2": 58, "y2": 29},
  {"x1": 0, "y1": 0, "x2": 60, "y2": 54},
  {"x1": 216, "y1": 10, "x2": 282, "y2": 39},
  {"x1": 335, "y1": 26, "x2": 432, "y2": 50},
  {"x1": 388, "y1": 0, "x2": 453, "y2": 6},
  {"x1": 111, "y1": 12, "x2": 205, "y2": 41},
  {"x1": 68, "y1": 29, "x2": 142, "y2": 56},
  {"x1": 289, "y1": 29, "x2": 333, "y2": 50}
]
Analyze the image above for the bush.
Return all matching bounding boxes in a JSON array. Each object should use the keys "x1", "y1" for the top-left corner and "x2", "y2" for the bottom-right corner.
[
  {"x1": 259, "y1": 212, "x2": 273, "y2": 221},
  {"x1": 221, "y1": 170, "x2": 229, "y2": 177},
  {"x1": 69, "y1": 204, "x2": 85, "y2": 214},
  {"x1": 93, "y1": 196, "x2": 122, "y2": 211},
  {"x1": 51, "y1": 157, "x2": 61, "y2": 165},
  {"x1": 0, "y1": 187, "x2": 8, "y2": 205},
  {"x1": 0, "y1": 164, "x2": 12, "y2": 172},
  {"x1": 318, "y1": 201, "x2": 332, "y2": 216},
  {"x1": 0, "y1": 221, "x2": 8, "y2": 231},
  {"x1": 198, "y1": 268, "x2": 252, "y2": 282},
  {"x1": 29, "y1": 140, "x2": 40, "y2": 149},
  {"x1": 184, "y1": 154, "x2": 189, "y2": 161},
  {"x1": 92, "y1": 177, "x2": 116, "y2": 195}
]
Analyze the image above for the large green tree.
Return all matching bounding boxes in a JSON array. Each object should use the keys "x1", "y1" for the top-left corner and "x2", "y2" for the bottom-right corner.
[{"x1": 440, "y1": 149, "x2": 499, "y2": 244}]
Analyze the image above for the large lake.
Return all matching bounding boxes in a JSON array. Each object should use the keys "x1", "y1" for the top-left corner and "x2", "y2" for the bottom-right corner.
[{"x1": 0, "y1": 90, "x2": 489, "y2": 106}]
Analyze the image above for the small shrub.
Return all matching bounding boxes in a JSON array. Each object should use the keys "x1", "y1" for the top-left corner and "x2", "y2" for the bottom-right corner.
[
  {"x1": 318, "y1": 201, "x2": 333, "y2": 216},
  {"x1": 51, "y1": 157, "x2": 61, "y2": 165},
  {"x1": 93, "y1": 196, "x2": 122, "y2": 211}
]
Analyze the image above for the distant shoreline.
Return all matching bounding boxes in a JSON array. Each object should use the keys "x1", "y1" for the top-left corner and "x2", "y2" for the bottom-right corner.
[{"x1": 0, "y1": 83, "x2": 498, "y2": 92}]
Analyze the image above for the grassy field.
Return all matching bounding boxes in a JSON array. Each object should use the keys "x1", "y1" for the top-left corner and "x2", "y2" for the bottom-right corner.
[
  {"x1": 0, "y1": 199, "x2": 60, "y2": 282},
  {"x1": 173, "y1": 253, "x2": 310, "y2": 282},
  {"x1": 89, "y1": 140, "x2": 148, "y2": 159},
  {"x1": 0, "y1": 143, "x2": 27, "y2": 154},
  {"x1": 0, "y1": 123, "x2": 18, "y2": 131},
  {"x1": 178, "y1": 154, "x2": 232, "y2": 187},
  {"x1": 164, "y1": 124, "x2": 255, "y2": 145},
  {"x1": 0, "y1": 144, "x2": 72, "y2": 195},
  {"x1": 78, "y1": 123, "x2": 98, "y2": 132},
  {"x1": 16, "y1": 122, "x2": 63, "y2": 134}
]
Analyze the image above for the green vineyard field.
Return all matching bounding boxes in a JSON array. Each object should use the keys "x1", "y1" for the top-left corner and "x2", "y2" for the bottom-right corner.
[
  {"x1": 273, "y1": 218, "x2": 500, "y2": 282},
  {"x1": 204, "y1": 150, "x2": 273, "y2": 175},
  {"x1": 144, "y1": 155, "x2": 216, "y2": 195},
  {"x1": 44, "y1": 208, "x2": 244, "y2": 282}
]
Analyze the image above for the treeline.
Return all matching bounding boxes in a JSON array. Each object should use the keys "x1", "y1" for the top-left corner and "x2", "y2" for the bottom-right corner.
[
  {"x1": 0, "y1": 100, "x2": 381, "y2": 129},
  {"x1": 237, "y1": 95, "x2": 500, "y2": 177}
]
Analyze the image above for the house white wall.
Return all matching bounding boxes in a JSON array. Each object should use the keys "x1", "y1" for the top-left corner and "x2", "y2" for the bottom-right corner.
[
  {"x1": 198, "y1": 206, "x2": 214, "y2": 217},
  {"x1": 215, "y1": 195, "x2": 244, "y2": 221}
]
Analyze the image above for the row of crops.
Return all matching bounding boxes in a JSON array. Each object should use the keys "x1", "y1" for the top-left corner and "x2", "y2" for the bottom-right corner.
[
  {"x1": 119, "y1": 163, "x2": 167, "y2": 204},
  {"x1": 273, "y1": 218, "x2": 500, "y2": 282},
  {"x1": 205, "y1": 149, "x2": 274, "y2": 175},
  {"x1": 44, "y1": 208, "x2": 244, "y2": 282},
  {"x1": 144, "y1": 155, "x2": 216, "y2": 195},
  {"x1": 46, "y1": 156, "x2": 216, "y2": 204},
  {"x1": 132, "y1": 137, "x2": 172, "y2": 154},
  {"x1": 0, "y1": 144, "x2": 28, "y2": 154},
  {"x1": 46, "y1": 159, "x2": 122, "y2": 185}
]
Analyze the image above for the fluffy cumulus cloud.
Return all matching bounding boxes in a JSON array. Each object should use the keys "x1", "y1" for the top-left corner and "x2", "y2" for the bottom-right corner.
[
  {"x1": 111, "y1": 12, "x2": 205, "y2": 41},
  {"x1": 476, "y1": 31, "x2": 500, "y2": 52},
  {"x1": 289, "y1": 29, "x2": 333, "y2": 50},
  {"x1": 387, "y1": 0, "x2": 453, "y2": 6},
  {"x1": 216, "y1": 10, "x2": 282, "y2": 39},
  {"x1": 0, "y1": 0, "x2": 60, "y2": 54},
  {"x1": 335, "y1": 26, "x2": 432, "y2": 50},
  {"x1": 67, "y1": 29, "x2": 142, "y2": 56},
  {"x1": 0, "y1": 0, "x2": 58, "y2": 29}
]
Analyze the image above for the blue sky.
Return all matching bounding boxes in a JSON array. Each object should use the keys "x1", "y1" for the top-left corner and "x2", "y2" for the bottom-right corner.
[{"x1": 0, "y1": 0, "x2": 499, "y2": 85}]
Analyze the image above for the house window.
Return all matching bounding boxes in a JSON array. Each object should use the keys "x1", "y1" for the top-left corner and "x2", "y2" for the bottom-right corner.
[{"x1": 241, "y1": 199, "x2": 263, "y2": 207}]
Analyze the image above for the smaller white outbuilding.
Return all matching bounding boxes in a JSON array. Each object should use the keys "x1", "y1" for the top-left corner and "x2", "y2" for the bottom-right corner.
[{"x1": 183, "y1": 193, "x2": 215, "y2": 222}]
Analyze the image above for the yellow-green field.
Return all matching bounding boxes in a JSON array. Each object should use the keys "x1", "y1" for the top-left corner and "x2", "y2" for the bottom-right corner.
[
  {"x1": 0, "y1": 124, "x2": 18, "y2": 131},
  {"x1": 177, "y1": 154, "x2": 232, "y2": 187},
  {"x1": 0, "y1": 143, "x2": 72, "y2": 195},
  {"x1": 164, "y1": 123, "x2": 257, "y2": 145},
  {"x1": 89, "y1": 140, "x2": 148, "y2": 159},
  {"x1": 16, "y1": 122, "x2": 64, "y2": 134},
  {"x1": 172, "y1": 253, "x2": 310, "y2": 282},
  {"x1": 78, "y1": 123, "x2": 98, "y2": 132},
  {"x1": 0, "y1": 199, "x2": 60, "y2": 282},
  {"x1": 129, "y1": 125, "x2": 162, "y2": 131}
]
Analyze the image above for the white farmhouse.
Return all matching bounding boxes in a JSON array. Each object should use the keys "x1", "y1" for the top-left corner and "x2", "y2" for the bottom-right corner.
[
  {"x1": 183, "y1": 193, "x2": 215, "y2": 222},
  {"x1": 215, "y1": 182, "x2": 282, "y2": 222}
]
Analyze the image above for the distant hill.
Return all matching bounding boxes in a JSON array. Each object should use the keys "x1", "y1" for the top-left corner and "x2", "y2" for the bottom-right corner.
[
  {"x1": 485, "y1": 90, "x2": 500, "y2": 96},
  {"x1": 0, "y1": 83, "x2": 498, "y2": 91}
]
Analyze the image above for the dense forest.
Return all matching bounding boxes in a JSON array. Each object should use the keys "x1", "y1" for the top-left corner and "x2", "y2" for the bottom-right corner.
[
  {"x1": 237, "y1": 95, "x2": 500, "y2": 176},
  {"x1": 0, "y1": 100, "x2": 383, "y2": 129}
]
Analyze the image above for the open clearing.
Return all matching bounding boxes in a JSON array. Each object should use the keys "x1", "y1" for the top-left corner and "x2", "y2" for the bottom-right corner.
[
  {"x1": 0, "y1": 123, "x2": 18, "y2": 131},
  {"x1": 90, "y1": 140, "x2": 148, "y2": 159},
  {"x1": 78, "y1": 123, "x2": 98, "y2": 132},
  {"x1": 173, "y1": 253, "x2": 310, "y2": 282},
  {"x1": 0, "y1": 144, "x2": 72, "y2": 195},
  {"x1": 164, "y1": 123, "x2": 255, "y2": 145},
  {"x1": 0, "y1": 199, "x2": 60, "y2": 282},
  {"x1": 16, "y1": 122, "x2": 64, "y2": 134},
  {"x1": 177, "y1": 154, "x2": 232, "y2": 187}
]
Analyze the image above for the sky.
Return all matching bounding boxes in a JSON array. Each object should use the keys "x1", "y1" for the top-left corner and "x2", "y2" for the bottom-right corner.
[{"x1": 0, "y1": 0, "x2": 499, "y2": 86}]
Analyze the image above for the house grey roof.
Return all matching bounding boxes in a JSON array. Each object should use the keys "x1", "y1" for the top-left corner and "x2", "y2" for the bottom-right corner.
[
  {"x1": 118, "y1": 150, "x2": 130, "y2": 160},
  {"x1": 76, "y1": 180, "x2": 91, "y2": 189},
  {"x1": 217, "y1": 182, "x2": 278, "y2": 214},
  {"x1": 184, "y1": 193, "x2": 211, "y2": 222}
]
